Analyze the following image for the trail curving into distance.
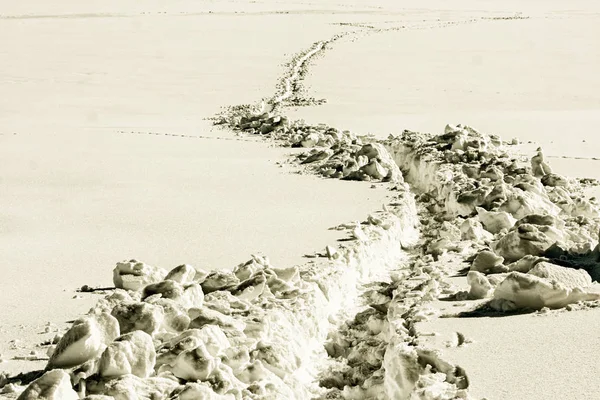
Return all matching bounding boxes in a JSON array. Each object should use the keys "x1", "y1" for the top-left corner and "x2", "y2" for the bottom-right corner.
[
  {"x1": 208, "y1": 13, "x2": 600, "y2": 399},
  {"x1": 271, "y1": 40, "x2": 328, "y2": 107},
  {"x1": 5, "y1": 11, "x2": 600, "y2": 400}
]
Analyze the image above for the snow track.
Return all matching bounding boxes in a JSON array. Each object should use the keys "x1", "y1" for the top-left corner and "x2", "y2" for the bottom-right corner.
[{"x1": 5, "y1": 12, "x2": 600, "y2": 400}]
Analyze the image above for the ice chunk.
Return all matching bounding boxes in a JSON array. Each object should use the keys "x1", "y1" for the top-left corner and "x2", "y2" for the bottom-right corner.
[
  {"x1": 142, "y1": 280, "x2": 204, "y2": 309},
  {"x1": 491, "y1": 271, "x2": 600, "y2": 310},
  {"x1": 301, "y1": 149, "x2": 333, "y2": 164},
  {"x1": 459, "y1": 218, "x2": 493, "y2": 242},
  {"x1": 498, "y1": 190, "x2": 560, "y2": 219},
  {"x1": 165, "y1": 264, "x2": 198, "y2": 284},
  {"x1": 300, "y1": 132, "x2": 321, "y2": 147},
  {"x1": 467, "y1": 271, "x2": 494, "y2": 299},
  {"x1": 171, "y1": 342, "x2": 217, "y2": 381},
  {"x1": 142, "y1": 280, "x2": 184, "y2": 301},
  {"x1": 221, "y1": 346, "x2": 250, "y2": 373},
  {"x1": 531, "y1": 148, "x2": 552, "y2": 177},
  {"x1": 90, "y1": 290, "x2": 135, "y2": 315},
  {"x1": 470, "y1": 250, "x2": 505, "y2": 274},
  {"x1": 17, "y1": 370, "x2": 78, "y2": 400},
  {"x1": 113, "y1": 260, "x2": 167, "y2": 291},
  {"x1": 505, "y1": 255, "x2": 548, "y2": 273},
  {"x1": 99, "y1": 330, "x2": 156, "y2": 378},
  {"x1": 231, "y1": 272, "x2": 267, "y2": 302},
  {"x1": 200, "y1": 271, "x2": 239, "y2": 294},
  {"x1": 528, "y1": 262, "x2": 592, "y2": 288},
  {"x1": 416, "y1": 349, "x2": 469, "y2": 390},
  {"x1": 356, "y1": 143, "x2": 401, "y2": 182},
  {"x1": 235, "y1": 360, "x2": 274, "y2": 384},
  {"x1": 491, "y1": 224, "x2": 556, "y2": 262},
  {"x1": 47, "y1": 313, "x2": 119, "y2": 370},
  {"x1": 476, "y1": 207, "x2": 516, "y2": 234},
  {"x1": 195, "y1": 325, "x2": 231, "y2": 357},
  {"x1": 203, "y1": 291, "x2": 250, "y2": 315},
  {"x1": 252, "y1": 341, "x2": 300, "y2": 379},
  {"x1": 146, "y1": 298, "x2": 191, "y2": 333},
  {"x1": 233, "y1": 259, "x2": 262, "y2": 281},
  {"x1": 155, "y1": 329, "x2": 205, "y2": 370},
  {"x1": 188, "y1": 308, "x2": 245, "y2": 333},
  {"x1": 271, "y1": 266, "x2": 300, "y2": 282},
  {"x1": 111, "y1": 302, "x2": 164, "y2": 336},
  {"x1": 383, "y1": 342, "x2": 419, "y2": 399},
  {"x1": 360, "y1": 159, "x2": 388, "y2": 180}
]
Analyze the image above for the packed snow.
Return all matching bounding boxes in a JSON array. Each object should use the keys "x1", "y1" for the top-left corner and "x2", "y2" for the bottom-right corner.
[
  {"x1": 2, "y1": 2, "x2": 600, "y2": 400},
  {"x1": 4, "y1": 113, "x2": 600, "y2": 399}
]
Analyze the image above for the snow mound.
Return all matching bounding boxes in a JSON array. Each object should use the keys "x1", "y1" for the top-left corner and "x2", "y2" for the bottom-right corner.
[
  {"x1": 8, "y1": 118, "x2": 600, "y2": 400},
  {"x1": 47, "y1": 312, "x2": 119, "y2": 370},
  {"x1": 14, "y1": 186, "x2": 440, "y2": 399},
  {"x1": 98, "y1": 331, "x2": 156, "y2": 379},
  {"x1": 528, "y1": 262, "x2": 592, "y2": 288},
  {"x1": 16, "y1": 370, "x2": 78, "y2": 400},
  {"x1": 113, "y1": 260, "x2": 167, "y2": 292},
  {"x1": 491, "y1": 264, "x2": 600, "y2": 311},
  {"x1": 467, "y1": 271, "x2": 494, "y2": 299},
  {"x1": 491, "y1": 223, "x2": 557, "y2": 262}
]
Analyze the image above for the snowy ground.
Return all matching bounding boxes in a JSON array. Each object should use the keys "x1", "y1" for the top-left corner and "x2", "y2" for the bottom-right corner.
[
  {"x1": 1, "y1": 0, "x2": 600, "y2": 399},
  {"x1": 0, "y1": 2, "x2": 387, "y2": 375},
  {"x1": 283, "y1": 3, "x2": 600, "y2": 399}
]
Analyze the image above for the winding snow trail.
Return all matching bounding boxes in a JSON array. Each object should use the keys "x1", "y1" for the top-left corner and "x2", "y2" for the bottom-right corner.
[
  {"x1": 4, "y1": 6, "x2": 600, "y2": 400},
  {"x1": 206, "y1": 13, "x2": 535, "y2": 400},
  {"x1": 208, "y1": 10, "x2": 600, "y2": 399}
]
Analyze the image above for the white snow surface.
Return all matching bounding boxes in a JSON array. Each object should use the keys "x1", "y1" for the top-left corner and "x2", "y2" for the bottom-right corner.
[{"x1": 2, "y1": 1, "x2": 600, "y2": 400}]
